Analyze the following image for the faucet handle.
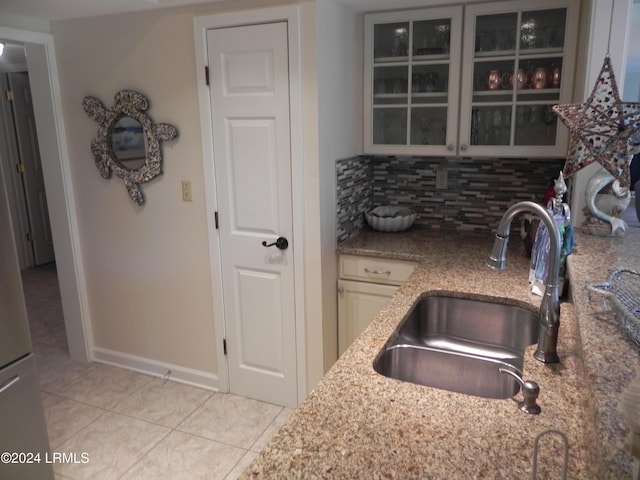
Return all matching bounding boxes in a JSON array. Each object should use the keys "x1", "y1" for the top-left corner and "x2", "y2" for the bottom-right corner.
[{"x1": 499, "y1": 368, "x2": 541, "y2": 415}]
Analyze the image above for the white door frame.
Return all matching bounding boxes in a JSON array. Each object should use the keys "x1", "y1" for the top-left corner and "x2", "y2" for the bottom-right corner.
[
  {"x1": 193, "y1": 5, "x2": 307, "y2": 402},
  {"x1": 0, "y1": 27, "x2": 91, "y2": 362}
]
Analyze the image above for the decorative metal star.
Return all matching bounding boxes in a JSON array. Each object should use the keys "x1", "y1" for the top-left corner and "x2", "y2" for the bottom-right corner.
[{"x1": 553, "y1": 55, "x2": 640, "y2": 188}]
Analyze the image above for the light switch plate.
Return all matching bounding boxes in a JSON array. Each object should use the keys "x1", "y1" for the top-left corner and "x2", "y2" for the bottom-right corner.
[{"x1": 181, "y1": 180, "x2": 193, "y2": 202}]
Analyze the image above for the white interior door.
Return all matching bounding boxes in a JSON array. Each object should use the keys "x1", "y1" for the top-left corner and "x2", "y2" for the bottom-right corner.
[
  {"x1": 7, "y1": 72, "x2": 54, "y2": 266},
  {"x1": 207, "y1": 22, "x2": 297, "y2": 407}
]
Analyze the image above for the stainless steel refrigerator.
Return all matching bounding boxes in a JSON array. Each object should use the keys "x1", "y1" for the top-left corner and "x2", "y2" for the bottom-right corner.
[{"x1": 0, "y1": 167, "x2": 54, "y2": 479}]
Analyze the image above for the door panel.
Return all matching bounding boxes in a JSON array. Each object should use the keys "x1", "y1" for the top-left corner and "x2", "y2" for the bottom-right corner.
[
  {"x1": 235, "y1": 268, "x2": 284, "y2": 373},
  {"x1": 225, "y1": 118, "x2": 279, "y2": 232},
  {"x1": 8, "y1": 72, "x2": 54, "y2": 266},
  {"x1": 223, "y1": 51, "x2": 275, "y2": 94},
  {"x1": 207, "y1": 22, "x2": 297, "y2": 407}
]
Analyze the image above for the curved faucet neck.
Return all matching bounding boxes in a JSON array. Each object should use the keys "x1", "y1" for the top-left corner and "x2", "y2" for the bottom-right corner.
[
  {"x1": 495, "y1": 201, "x2": 562, "y2": 289},
  {"x1": 489, "y1": 201, "x2": 562, "y2": 364}
]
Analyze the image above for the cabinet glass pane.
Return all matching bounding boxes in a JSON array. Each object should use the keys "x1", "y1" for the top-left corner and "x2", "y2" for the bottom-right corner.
[
  {"x1": 410, "y1": 107, "x2": 447, "y2": 145},
  {"x1": 413, "y1": 19, "x2": 451, "y2": 57},
  {"x1": 514, "y1": 105, "x2": 557, "y2": 145},
  {"x1": 473, "y1": 60, "x2": 516, "y2": 102},
  {"x1": 373, "y1": 66, "x2": 409, "y2": 104},
  {"x1": 373, "y1": 108, "x2": 407, "y2": 145},
  {"x1": 411, "y1": 64, "x2": 448, "y2": 104},
  {"x1": 374, "y1": 22, "x2": 409, "y2": 61},
  {"x1": 475, "y1": 13, "x2": 517, "y2": 55},
  {"x1": 520, "y1": 9, "x2": 566, "y2": 51},
  {"x1": 470, "y1": 106, "x2": 512, "y2": 146},
  {"x1": 516, "y1": 57, "x2": 563, "y2": 94}
]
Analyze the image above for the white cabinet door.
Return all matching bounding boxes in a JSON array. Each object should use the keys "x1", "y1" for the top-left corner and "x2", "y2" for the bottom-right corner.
[
  {"x1": 364, "y1": 0, "x2": 579, "y2": 158},
  {"x1": 364, "y1": 6, "x2": 463, "y2": 156},
  {"x1": 459, "y1": 0, "x2": 579, "y2": 157},
  {"x1": 337, "y1": 279, "x2": 398, "y2": 356}
]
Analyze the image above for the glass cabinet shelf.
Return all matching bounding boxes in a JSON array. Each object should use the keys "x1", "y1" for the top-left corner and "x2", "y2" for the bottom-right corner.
[
  {"x1": 474, "y1": 47, "x2": 564, "y2": 59},
  {"x1": 472, "y1": 89, "x2": 560, "y2": 96}
]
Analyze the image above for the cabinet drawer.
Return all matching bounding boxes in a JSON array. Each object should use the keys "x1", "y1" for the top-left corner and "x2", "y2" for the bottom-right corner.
[{"x1": 339, "y1": 254, "x2": 416, "y2": 286}]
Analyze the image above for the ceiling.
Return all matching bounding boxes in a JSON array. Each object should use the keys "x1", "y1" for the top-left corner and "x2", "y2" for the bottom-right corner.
[
  {"x1": 1, "y1": 0, "x2": 640, "y2": 73},
  {"x1": 0, "y1": 0, "x2": 475, "y2": 21},
  {"x1": 0, "y1": 0, "x2": 220, "y2": 21}
]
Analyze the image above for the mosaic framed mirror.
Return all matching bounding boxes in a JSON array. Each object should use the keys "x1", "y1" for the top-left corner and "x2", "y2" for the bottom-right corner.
[{"x1": 82, "y1": 90, "x2": 178, "y2": 205}]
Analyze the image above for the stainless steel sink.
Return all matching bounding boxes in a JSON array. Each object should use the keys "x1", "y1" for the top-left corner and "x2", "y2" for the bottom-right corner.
[{"x1": 373, "y1": 293, "x2": 539, "y2": 399}]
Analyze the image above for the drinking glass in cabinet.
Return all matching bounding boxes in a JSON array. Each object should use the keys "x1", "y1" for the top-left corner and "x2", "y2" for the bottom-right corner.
[
  {"x1": 514, "y1": 105, "x2": 557, "y2": 146},
  {"x1": 412, "y1": 65, "x2": 448, "y2": 95},
  {"x1": 373, "y1": 108, "x2": 407, "y2": 145},
  {"x1": 475, "y1": 13, "x2": 517, "y2": 54},
  {"x1": 374, "y1": 22, "x2": 409, "y2": 61},
  {"x1": 471, "y1": 107, "x2": 511, "y2": 146},
  {"x1": 520, "y1": 9, "x2": 566, "y2": 51},
  {"x1": 410, "y1": 107, "x2": 447, "y2": 145},
  {"x1": 373, "y1": 66, "x2": 408, "y2": 102},
  {"x1": 413, "y1": 19, "x2": 451, "y2": 56}
]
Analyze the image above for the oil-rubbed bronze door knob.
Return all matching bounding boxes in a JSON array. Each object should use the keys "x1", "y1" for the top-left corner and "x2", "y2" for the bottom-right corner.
[{"x1": 261, "y1": 237, "x2": 289, "y2": 250}]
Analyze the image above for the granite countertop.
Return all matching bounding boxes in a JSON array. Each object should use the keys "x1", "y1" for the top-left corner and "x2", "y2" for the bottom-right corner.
[
  {"x1": 567, "y1": 228, "x2": 640, "y2": 478},
  {"x1": 242, "y1": 227, "x2": 640, "y2": 479}
]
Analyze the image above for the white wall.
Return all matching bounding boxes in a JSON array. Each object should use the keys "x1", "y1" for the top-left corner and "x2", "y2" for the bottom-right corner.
[
  {"x1": 52, "y1": 8, "x2": 220, "y2": 379},
  {"x1": 623, "y1": 4, "x2": 640, "y2": 103},
  {"x1": 316, "y1": 0, "x2": 363, "y2": 370},
  {"x1": 49, "y1": 0, "x2": 330, "y2": 393},
  {"x1": 571, "y1": 0, "x2": 633, "y2": 227},
  {"x1": 623, "y1": 72, "x2": 640, "y2": 101}
]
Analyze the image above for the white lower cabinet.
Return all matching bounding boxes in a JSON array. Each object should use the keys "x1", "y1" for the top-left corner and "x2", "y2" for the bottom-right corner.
[
  {"x1": 337, "y1": 255, "x2": 416, "y2": 355},
  {"x1": 338, "y1": 279, "x2": 398, "y2": 356}
]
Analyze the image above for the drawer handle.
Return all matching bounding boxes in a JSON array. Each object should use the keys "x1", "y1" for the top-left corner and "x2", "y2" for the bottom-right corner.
[
  {"x1": 0, "y1": 375, "x2": 20, "y2": 395},
  {"x1": 364, "y1": 268, "x2": 391, "y2": 275}
]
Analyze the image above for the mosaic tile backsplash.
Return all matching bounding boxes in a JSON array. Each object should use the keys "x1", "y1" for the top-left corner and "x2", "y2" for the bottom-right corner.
[
  {"x1": 336, "y1": 155, "x2": 565, "y2": 244},
  {"x1": 336, "y1": 156, "x2": 374, "y2": 244}
]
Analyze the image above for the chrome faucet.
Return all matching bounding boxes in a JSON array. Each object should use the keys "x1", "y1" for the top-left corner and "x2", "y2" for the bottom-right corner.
[{"x1": 487, "y1": 201, "x2": 561, "y2": 363}]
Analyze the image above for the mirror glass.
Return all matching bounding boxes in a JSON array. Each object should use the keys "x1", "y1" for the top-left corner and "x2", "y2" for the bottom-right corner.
[{"x1": 109, "y1": 115, "x2": 147, "y2": 170}]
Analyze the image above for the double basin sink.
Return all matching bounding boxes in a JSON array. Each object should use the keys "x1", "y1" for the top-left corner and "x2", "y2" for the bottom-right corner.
[{"x1": 373, "y1": 293, "x2": 539, "y2": 399}]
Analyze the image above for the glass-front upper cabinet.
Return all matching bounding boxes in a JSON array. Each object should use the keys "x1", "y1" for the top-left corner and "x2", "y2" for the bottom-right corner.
[
  {"x1": 364, "y1": 0, "x2": 579, "y2": 158},
  {"x1": 364, "y1": 6, "x2": 463, "y2": 155},
  {"x1": 459, "y1": 0, "x2": 579, "y2": 157}
]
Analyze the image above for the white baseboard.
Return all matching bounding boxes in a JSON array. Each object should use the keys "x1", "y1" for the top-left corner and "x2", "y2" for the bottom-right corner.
[{"x1": 92, "y1": 347, "x2": 221, "y2": 392}]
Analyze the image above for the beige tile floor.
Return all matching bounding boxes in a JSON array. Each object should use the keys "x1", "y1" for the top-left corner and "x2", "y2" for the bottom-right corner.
[{"x1": 22, "y1": 265, "x2": 292, "y2": 480}]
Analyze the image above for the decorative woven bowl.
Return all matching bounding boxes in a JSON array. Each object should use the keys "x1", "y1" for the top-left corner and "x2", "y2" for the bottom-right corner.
[{"x1": 365, "y1": 206, "x2": 417, "y2": 232}]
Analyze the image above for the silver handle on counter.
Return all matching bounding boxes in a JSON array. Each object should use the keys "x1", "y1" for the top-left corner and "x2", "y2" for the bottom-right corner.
[
  {"x1": 447, "y1": 144, "x2": 455, "y2": 151},
  {"x1": 531, "y1": 429, "x2": 569, "y2": 480},
  {"x1": 0, "y1": 375, "x2": 20, "y2": 395},
  {"x1": 460, "y1": 144, "x2": 468, "y2": 151},
  {"x1": 499, "y1": 368, "x2": 541, "y2": 415}
]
